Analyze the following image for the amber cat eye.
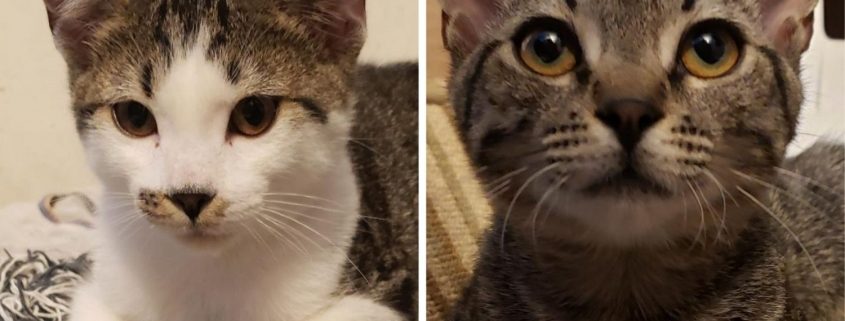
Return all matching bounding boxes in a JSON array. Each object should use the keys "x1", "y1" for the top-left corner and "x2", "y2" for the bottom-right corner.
[
  {"x1": 519, "y1": 30, "x2": 578, "y2": 77},
  {"x1": 229, "y1": 96, "x2": 279, "y2": 137},
  {"x1": 680, "y1": 23, "x2": 741, "y2": 79},
  {"x1": 514, "y1": 18, "x2": 581, "y2": 77},
  {"x1": 112, "y1": 101, "x2": 157, "y2": 137}
]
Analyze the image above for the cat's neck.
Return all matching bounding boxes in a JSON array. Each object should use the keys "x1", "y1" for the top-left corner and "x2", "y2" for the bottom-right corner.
[{"x1": 497, "y1": 208, "x2": 782, "y2": 320}]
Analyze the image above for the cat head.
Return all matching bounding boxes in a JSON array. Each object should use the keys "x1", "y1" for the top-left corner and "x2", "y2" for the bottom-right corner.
[
  {"x1": 442, "y1": 0, "x2": 817, "y2": 246},
  {"x1": 44, "y1": 0, "x2": 366, "y2": 248}
]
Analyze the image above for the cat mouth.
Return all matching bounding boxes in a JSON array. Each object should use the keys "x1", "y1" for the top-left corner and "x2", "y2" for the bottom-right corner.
[{"x1": 582, "y1": 167, "x2": 671, "y2": 197}]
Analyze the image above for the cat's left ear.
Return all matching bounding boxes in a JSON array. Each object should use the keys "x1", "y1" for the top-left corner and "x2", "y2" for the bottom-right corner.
[
  {"x1": 43, "y1": 0, "x2": 115, "y2": 72},
  {"x1": 759, "y1": 0, "x2": 819, "y2": 56},
  {"x1": 282, "y1": 0, "x2": 367, "y2": 58}
]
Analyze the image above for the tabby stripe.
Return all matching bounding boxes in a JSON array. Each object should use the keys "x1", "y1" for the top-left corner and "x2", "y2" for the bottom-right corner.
[
  {"x1": 758, "y1": 46, "x2": 796, "y2": 141},
  {"x1": 216, "y1": 0, "x2": 229, "y2": 29},
  {"x1": 566, "y1": 0, "x2": 577, "y2": 10},
  {"x1": 154, "y1": 0, "x2": 172, "y2": 58},
  {"x1": 682, "y1": 0, "x2": 696, "y2": 11},
  {"x1": 289, "y1": 97, "x2": 328, "y2": 123},
  {"x1": 731, "y1": 124, "x2": 780, "y2": 166},
  {"x1": 461, "y1": 40, "x2": 502, "y2": 132},
  {"x1": 226, "y1": 60, "x2": 240, "y2": 84},
  {"x1": 141, "y1": 63, "x2": 154, "y2": 98},
  {"x1": 73, "y1": 103, "x2": 100, "y2": 132}
]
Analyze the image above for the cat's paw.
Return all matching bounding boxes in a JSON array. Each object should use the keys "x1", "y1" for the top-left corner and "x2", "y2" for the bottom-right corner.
[
  {"x1": 308, "y1": 295, "x2": 405, "y2": 321},
  {"x1": 69, "y1": 283, "x2": 124, "y2": 321}
]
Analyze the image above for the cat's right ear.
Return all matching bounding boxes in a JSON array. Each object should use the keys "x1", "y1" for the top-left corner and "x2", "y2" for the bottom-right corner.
[
  {"x1": 440, "y1": 0, "x2": 500, "y2": 59},
  {"x1": 43, "y1": 0, "x2": 111, "y2": 71}
]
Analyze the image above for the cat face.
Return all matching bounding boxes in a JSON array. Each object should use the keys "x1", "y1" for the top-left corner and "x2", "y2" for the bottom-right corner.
[
  {"x1": 45, "y1": 0, "x2": 365, "y2": 247},
  {"x1": 444, "y1": 0, "x2": 816, "y2": 245}
]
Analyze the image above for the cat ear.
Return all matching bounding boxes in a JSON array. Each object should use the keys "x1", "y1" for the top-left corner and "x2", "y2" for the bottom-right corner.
[
  {"x1": 281, "y1": 0, "x2": 367, "y2": 57},
  {"x1": 43, "y1": 0, "x2": 113, "y2": 71},
  {"x1": 759, "y1": 0, "x2": 819, "y2": 56},
  {"x1": 440, "y1": 0, "x2": 500, "y2": 59}
]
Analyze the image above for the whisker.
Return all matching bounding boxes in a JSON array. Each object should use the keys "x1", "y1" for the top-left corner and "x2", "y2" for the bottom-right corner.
[
  {"x1": 485, "y1": 167, "x2": 528, "y2": 188},
  {"x1": 262, "y1": 200, "x2": 347, "y2": 214},
  {"x1": 702, "y1": 170, "x2": 729, "y2": 243},
  {"x1": 774, "y1": 167, "x2": 840, "y2": 199},
  {"x1": 255, "y1": 214, "x2": 308, "y2": 257},
  {"x1": 260, "y1": 207, "x2": 370, "y2": 285},
  {"x1": 731, "y1": 170, "x2": 837, "y2": 215},
  {"x1": 486, "y1": 179, "x2": 512, "y2": 198},
  {"x1": 736, "y1": 187, "x2": 829, "y2": 292},
  {"x1": 531, "y1": 176, "x2": 568, "y2": 250},
  {"x1": 685, "y1": 179, "x2": 706, "y2": 249},
  {"x1": 260, "y1": 206, "x2": 337, "y2": 225},
  {"x1": 260, "y1": 193, "x2": 345, "y2": 207},
  {"x1": 239, "y1": 221, "x2": 280, "y2": 264},
  {"x1": 693, "y1": 180, "x2": 719, "y2": 246},
  {"x1": 259, "y1": 209, "x2": 316, "y2": 256},
  {"x1": 501, "y1": 164, "x2": 559, "y2": 253}
]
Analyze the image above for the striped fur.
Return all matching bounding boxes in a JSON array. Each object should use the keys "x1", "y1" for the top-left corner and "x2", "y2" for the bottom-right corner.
[{"x1": 442, "y1": 0, "x2": 843, "y2": 320}]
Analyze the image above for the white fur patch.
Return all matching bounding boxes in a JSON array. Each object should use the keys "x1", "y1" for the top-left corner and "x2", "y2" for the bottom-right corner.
[{"x1": 73, "y1": 33, "x2": 396, "y2": 320}]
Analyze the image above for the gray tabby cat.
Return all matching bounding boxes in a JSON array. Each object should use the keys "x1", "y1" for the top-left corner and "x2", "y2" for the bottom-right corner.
[
  {"x1": 441, "y1": 0, "x2": 843, "y2": 320},
  {"x1": 43, "y1": 0, "x2": 416, "y2": 320}
]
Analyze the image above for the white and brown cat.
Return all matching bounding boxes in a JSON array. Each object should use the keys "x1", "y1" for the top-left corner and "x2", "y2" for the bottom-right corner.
[{"x1": 43, "y1": 0, "x2": 417, "y2": 320}]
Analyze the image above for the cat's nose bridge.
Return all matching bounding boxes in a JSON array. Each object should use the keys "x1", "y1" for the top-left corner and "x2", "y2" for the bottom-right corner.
[
  {"x1": 159, "y1": 138, "x2": 219, "y2": 187},
  {"x1": 591, "y1": 60, "x2": 666, "y2": 107}
]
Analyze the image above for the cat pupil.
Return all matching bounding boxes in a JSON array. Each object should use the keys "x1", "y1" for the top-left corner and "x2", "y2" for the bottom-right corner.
[
  {"x1": 532, "y1": 32, "x2": 564, "y2": 63},
  {"x1": 127, "y1": 103, "x2": 149, "y2": 128},
  {"x1": 691, "y1": 32, "x2": 725, "y2": 64},
  {"x1": 243, "y1": 99, "x2": 265, "y2": 126}
]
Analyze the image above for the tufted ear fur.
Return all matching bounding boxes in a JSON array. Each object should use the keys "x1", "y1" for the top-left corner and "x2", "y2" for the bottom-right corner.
[
  {"x1": 759, "y1": 0, "x2": 819, "y2": 57},
  {"x1": 43, "y1": 0, "x2": 117, "y2": 72},
  {"x1": 279, "y1": 0, "x2": 367, "y2": 58},
  {"x1": 440, "y1": 0, "x2": 500, "y2": 61}
]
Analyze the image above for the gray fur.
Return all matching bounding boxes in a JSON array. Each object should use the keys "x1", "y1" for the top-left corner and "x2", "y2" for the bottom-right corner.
[
  {"x1": 445, "y1": 0, "x2": 843, "y2": 320},
  {"x1": 346, "y1": 63, "x2": 419, "y2": 320}
]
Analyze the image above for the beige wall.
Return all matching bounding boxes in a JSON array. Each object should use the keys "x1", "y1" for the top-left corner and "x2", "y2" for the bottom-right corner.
[{"x1": 0, "y1": 0, "x2": 418, "y2": 205}]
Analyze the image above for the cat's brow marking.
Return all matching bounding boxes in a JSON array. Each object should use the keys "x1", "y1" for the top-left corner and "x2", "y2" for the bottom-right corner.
[
  {"x1": 682, "y1": 0, "x2": 696, "y2": 11},
  {"x1": 142, "y1": 63, "x2": 154, "y2": 98},
  {"x1": 462, "y1": 40, "x2": 503, "y2": 132},
  {"x1": 758, "y1": 46, "x2": 795, "y2": 141},
  {"x1": 154, "y1": 0, "x2": 172, "y2": 58},
  {"x1": 290, "y1": 97, "x2": 329, "y2": 124},
  {"x1": 566, "y1": 0, "x2": 577, "y2": 10},
  {"x1": 226, "y1": 60, "x2": 240, "y2": 84}
]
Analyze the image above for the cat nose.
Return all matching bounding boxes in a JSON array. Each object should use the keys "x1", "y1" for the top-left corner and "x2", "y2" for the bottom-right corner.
[
  {"x1": 596, "y1": 99, "x2": 664, "y2": 153},
  {"x1": 168, "y1": 192, "x2": 214, "y2": 223}
]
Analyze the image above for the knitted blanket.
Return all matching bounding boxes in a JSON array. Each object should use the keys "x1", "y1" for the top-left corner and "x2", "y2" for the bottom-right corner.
[
  {"x1": 425, "y1": 102, "x2": 492, "y2": 321},
  {"x1": 0, "y1": 252, "x2": 89, "y2": 321}
]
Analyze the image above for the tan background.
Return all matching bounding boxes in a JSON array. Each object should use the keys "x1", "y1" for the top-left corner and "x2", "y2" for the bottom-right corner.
[{"x1": 0, "y1": 0, "x2": 418, "y2": 205}]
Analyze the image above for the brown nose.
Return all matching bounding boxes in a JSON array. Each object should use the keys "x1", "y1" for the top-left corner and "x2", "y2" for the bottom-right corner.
[
  {"x1": 168, "y1": 192, "x2": 214, "y2": 223},
  {"x1": 596, "y1": 99, "x2": 664, "y2": 153}
]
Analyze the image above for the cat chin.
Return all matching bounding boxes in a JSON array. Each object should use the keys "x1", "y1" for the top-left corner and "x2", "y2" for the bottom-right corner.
[
  {"x1": 171, "y1": 229, "x2": 234, "y2": 252},
  {"x1": 537, "y1": 186, "x2": 725, "y2": 247}
]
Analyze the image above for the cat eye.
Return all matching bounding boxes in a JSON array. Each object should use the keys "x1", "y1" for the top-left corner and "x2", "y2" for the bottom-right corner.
[
  {"x1": 680, "y1": 23, "x2": 742, "y2": 79},
  {"x1": 229, "y1": 96, "x2": 279, "y2": 137},
  {"x1": 514, "y1": 18, "x2": 581, "y2": 77},
  {"x1": 112, "y1": 101, "x2": 157, "y2": 137}
]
